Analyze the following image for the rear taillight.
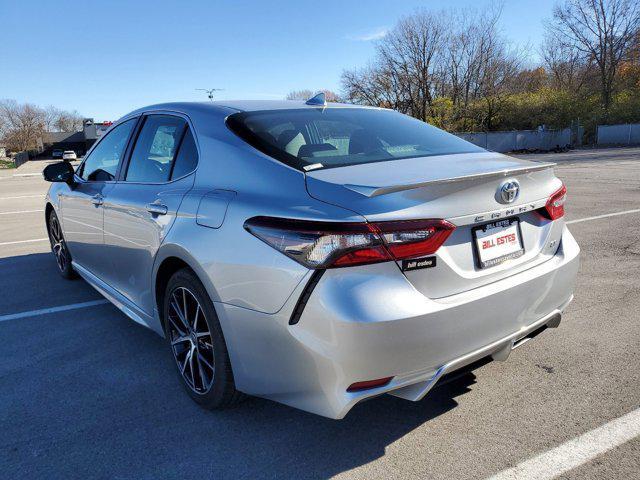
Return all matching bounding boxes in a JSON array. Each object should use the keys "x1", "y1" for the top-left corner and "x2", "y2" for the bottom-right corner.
[
  {"x1": 543, "y1": 184, "x2": 567, "y2": 220},
  {"x1": 375, "y1": 220, "x2": 455, "y2": 259},
  {"x1": 244, "y1": 217, "x2": 455, "y2": 269}
]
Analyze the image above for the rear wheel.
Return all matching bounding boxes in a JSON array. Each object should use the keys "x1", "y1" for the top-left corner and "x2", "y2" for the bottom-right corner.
[
  {"x1": 163, "y1": 269, "x2": 243, "y2": 408},
  {"x1": 47, "y1": 210, "x2": 76, "y2": 279}
]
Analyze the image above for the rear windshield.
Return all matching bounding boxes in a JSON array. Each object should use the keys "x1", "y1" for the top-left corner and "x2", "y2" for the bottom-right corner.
[{"x1": 226, "y1": 108, "x2": 484, "y2": 171}]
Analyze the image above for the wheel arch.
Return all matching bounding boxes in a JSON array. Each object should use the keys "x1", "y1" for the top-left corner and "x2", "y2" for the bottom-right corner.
[
  {"x1": 44, "y1": 202, "x2": 54, "y2": 232},
  {"x1": 153, "y1": 243, "x2": 222, "y2": 335}
]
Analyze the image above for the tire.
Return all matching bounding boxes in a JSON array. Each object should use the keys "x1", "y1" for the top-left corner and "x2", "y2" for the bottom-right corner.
[
  {"x1": 163, "y1": 268, "x2": 244, "y2": 408},
  {"x1": 47, "y1": 210, "x2": 76, "y2": 279}
]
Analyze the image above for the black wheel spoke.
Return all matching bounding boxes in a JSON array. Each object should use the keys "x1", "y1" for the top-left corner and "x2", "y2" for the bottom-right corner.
[
  {"x1": 195, "y1": 352, "x2": 209, "y2": 387},
  {"x1": 49, "y1": 215, "x2": 69, "y2": 273},
  {"x1": 182, "y1": 289, "x2": 190, "y2": 328},
  {"x1": 197, "y1": 351, "x2": 214, "y2": 370},
  {"x1": 168, "y1": 311, "x2": 188, "y2": 336},
  {"x1": 167, "y1": 287, "x2": 215, "y2": 393},
  {"x1": 181, "y1": 349, "x2": 191, "y2": 375},
  {"x1": 187, "y1": 348, "x2": 196, "y2": 387},
  {"x1": 171, "y1": 334, "x2": 190, "y2": 346},
  {"x1": 170, "y1": 292, "x2": 190, "y2": 332}
]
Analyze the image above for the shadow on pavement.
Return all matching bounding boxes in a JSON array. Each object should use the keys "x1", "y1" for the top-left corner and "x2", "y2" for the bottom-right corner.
[
  {"x1": 0, "y1": 254, "x2": 479, "y2": 479},
  {"x1": 0, "y1": 253, "x2": 101, "y2": 316}
]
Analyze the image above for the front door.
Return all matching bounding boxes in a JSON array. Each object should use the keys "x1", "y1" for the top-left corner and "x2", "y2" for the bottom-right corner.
[
  {"x1": 60, "y1": 118, "x2": 137, "y2": 276},
  {"x1": 59, "y1": 181, "x2": 113, "y2": 275},
  {"x1": 102, "y1": 114, "x2": 198, "y2": 317}
]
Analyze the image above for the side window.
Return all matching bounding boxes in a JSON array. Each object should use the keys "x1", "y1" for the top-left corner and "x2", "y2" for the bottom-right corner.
[
  {"x1": 79, "y1": 118, "x2": 136, "y2": 181},
  {"x1": 125, "y1": 115, "x2": 186, "y2": 183},
  {"x1": 171, "y1": 128, "x2": 198, "y2": 180}
]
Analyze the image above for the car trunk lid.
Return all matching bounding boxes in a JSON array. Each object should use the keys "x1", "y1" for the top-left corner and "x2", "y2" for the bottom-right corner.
[{"x1": 305, "y1": 151, "x2": 565, "y2": 298}]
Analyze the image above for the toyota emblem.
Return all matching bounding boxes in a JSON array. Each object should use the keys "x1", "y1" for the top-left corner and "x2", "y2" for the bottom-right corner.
[{"x1": 499, "y1": 179, "x2": 520, "y2": 203}]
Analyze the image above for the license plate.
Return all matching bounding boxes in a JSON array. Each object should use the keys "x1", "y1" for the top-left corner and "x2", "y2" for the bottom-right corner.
[{"x1": 473, "y1": 218, "x2": 524, "y2": 268}]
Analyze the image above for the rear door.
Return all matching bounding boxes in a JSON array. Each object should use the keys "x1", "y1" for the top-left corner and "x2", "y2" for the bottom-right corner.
[
  {"x1": 59, "y1": 118, "x2": 137, "y2": 276},
  {"x1": 101, "y1": 113, "x2": 198, "y2": 316}
]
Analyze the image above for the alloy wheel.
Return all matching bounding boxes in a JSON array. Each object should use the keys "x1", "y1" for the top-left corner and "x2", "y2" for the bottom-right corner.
[
  {"x1": 167, "y1": 287, "x2": 215, "y2": 394},
  {"x1": 49, "y1": 214, "x2": 69, "y2": 273}
]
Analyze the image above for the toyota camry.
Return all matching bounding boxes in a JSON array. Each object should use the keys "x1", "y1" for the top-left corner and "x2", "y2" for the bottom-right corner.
[{"x1": 43, "y1": 93, "x2": 579, "y2": 419}]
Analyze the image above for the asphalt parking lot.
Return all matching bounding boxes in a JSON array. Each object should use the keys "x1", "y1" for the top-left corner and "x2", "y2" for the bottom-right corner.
[{"x1": 1, "y1": 148, "x2": 639, "y2": 479}]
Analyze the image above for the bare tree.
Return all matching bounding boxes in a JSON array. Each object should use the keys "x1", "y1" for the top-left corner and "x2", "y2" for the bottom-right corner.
[
  {"x1": 342, "y1": 4, "x2": 520, "y2": 130},
  {"x1": 343, "y1": 62, "x2": 407, "y2": 112},
  {"x1": 43, "y1": 106, "x2": 62, "y2": 131},
  {"x1": 286, "y1": 89, "x2": 341, "y2": 102},
  {"x1": 377, "y1": 10, "x2": 448, "y2": 121},
  {"x1": 444, "y1": 5, "x2": 517, "y2": 129},
  {"x1": 0, "y1": 100, "x2": 46, "y2": 152},
  {"x1": 475, "y1": 43, "x2": 523, "y2": 129},
  {"x1": 53, "y1": 110, "x2": 84, "y2": 132},
  {"x1": 541, "y1": 31, "x2": 590, "y2": 92},
  {"x1": 286, "y1": 89, "x2": 314, "y2": 101},
  {"x1": 548, "y1": 0, "x2": 640, "y2": 115},
  {"x1": 343, "y1": 10, "x2": 449, "y2": 120},
  {"x1": 41, "y1": 105, "x2": 84, "y2": 132}
]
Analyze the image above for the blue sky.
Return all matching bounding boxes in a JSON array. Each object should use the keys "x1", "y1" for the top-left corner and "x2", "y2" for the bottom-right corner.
[{"x1": 0, "y1": 0, "x2": 556, "y2": 121}]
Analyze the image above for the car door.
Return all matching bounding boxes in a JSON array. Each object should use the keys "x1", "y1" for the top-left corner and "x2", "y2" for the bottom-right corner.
[
  {"x1": 101, "y1": 113, "x2": 198, "y2": 317},
  {"x1": 59, "y1": 118, "x2": 138, "y2": 276}
]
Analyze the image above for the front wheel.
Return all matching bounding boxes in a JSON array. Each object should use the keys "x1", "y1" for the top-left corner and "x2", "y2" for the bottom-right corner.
[
  {"x1": 47, "y1": 210, "x2": 76, "y2": 279},
  {"x1": 163, "y1": 269, "x2": 244, "y2": 408}
]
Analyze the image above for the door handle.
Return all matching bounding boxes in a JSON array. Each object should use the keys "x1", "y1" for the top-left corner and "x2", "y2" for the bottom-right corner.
[
  {"x1": 146, "y1": 203, "x2": 168, "y2": 215},
  {"x1": 91, "y1": 194, "x2": 103, "y2": 206}
]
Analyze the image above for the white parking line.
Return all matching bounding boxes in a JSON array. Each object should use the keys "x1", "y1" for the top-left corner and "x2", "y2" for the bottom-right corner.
[
  {"x1": 12, "y1": 173, "x2": 42, "y2": 177},
  {"x1": 0, "y1": 237, "x2": 48, "y2": 246},
  {"x1": 567, "y1": 208, "x2": 640, "y2": 225},
  {"x1": 0, "y1": 209, "x2": 44, "y2": 215},
  {"x1": 0, "y1": 194, "x2": 44, "y2": 200},
  {"x1": 488, "y1": 408, "x2": 640, "y2": 480},
  {"x1": 0, "y1": 299, "x2": 110, "y2": 323}
]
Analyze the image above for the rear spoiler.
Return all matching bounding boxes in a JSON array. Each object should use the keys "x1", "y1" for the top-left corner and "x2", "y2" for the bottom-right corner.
[{"x1": 344, "y1": 162, "x2": 556, "y2": 198}]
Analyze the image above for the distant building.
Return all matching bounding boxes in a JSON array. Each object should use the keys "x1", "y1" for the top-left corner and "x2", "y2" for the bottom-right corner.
[
  {"x1": 96, "y1": 121, "x2": 113, "y2": 138},
  {"x1": 41, "y1": 118, "x2": 113, "y2": 156}
]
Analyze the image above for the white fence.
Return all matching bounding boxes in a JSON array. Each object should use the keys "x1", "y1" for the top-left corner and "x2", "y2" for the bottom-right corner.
[
  {"x1": 597, "y1": 124, "x2": 640, "y2": 145},
  {"x1": 455, "y1": 128, "x2": 572, "y2": 153}
]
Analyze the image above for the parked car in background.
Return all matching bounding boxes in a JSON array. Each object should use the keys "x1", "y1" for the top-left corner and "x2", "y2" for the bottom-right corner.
[
  {"x1": 52, "y1": 149, "x2": 64, "y2": 159},
  {"x1": 62, "y1": 150, "x2": 77, "y2": 161},
  {"x1": 42, "y1": 95, "x2": 579, "y2": 419}
]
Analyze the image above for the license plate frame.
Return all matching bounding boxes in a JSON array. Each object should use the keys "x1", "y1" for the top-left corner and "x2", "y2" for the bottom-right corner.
[{"x1": 472, "y1": 217, "x2": 525, "y2": 269}]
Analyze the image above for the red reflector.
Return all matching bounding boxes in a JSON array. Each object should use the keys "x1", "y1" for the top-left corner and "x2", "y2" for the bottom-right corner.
[{"x1": 347, "y1": 377, "x2": 393, "y2": 392}]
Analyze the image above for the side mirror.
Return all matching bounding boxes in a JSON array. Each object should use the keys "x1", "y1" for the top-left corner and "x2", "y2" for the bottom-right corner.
[{"x1": 43, "y1": 161, "x2": 76, "y2": 185}]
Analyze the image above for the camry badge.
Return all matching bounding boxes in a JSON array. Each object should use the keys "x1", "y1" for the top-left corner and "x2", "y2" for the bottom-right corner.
[{"x1": 499, "y1": 179, "x2": 520, "y2": 204}]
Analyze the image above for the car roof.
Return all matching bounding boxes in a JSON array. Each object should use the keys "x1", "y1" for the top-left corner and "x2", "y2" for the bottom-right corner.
[
  {"x1": 124, "y1": 100, "x2": 378, "y2": 119},
  {"x1": 209, "y1": 100, "x2": 374, "y2": 112}
]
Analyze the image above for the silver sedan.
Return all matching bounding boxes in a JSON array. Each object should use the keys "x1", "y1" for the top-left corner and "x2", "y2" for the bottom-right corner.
[{"x1": 42, "y1": 95, "x2": 579, "y2": 419}]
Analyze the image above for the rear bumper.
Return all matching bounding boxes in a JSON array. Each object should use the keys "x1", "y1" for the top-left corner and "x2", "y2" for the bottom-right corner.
[{"x1": 216, "y1": 226, "x2": 580, "y2": 419}]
